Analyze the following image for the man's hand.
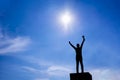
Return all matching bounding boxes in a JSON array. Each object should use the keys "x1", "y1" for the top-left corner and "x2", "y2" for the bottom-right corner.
[
  {"x1": 69, "y1": 41, "x2": 76, "y2": 49},
  {"x1": 69, "y1": 41, "x2": 71, "y2": 44},
  {"x1": 82, "y1": 35, "x2": 85, "y2": 40}
]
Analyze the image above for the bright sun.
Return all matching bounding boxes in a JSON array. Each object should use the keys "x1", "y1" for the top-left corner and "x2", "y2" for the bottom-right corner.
[{"x1": 60, "y1": 11, "x2": 73, "y2": 30}]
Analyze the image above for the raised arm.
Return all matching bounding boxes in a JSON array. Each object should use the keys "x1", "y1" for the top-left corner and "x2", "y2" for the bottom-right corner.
[
  {"x1": 69, "y1": 41, "x2": 76, "y2": 49},
  {"x1": 81, "y1": 35, "x2": 85, "y2": 48}
]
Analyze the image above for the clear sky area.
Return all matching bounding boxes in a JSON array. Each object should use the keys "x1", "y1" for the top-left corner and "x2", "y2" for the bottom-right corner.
[{"x1": 0, "y1": 0, "x2": 120, "y2": 80}]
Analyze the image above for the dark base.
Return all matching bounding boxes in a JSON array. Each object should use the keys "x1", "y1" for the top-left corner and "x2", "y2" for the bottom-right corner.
[{"x1": 70, "y1": 72, "x2": 92, "y2": 80}]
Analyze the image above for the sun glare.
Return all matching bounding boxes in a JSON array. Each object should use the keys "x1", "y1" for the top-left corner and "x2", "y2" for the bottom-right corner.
[{"x1": 60, "y1": 11, "x2": 73, "y2": 30}]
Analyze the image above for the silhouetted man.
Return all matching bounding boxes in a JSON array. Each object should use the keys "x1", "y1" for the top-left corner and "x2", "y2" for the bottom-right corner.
[{"x1": 69, "y1": 36, "x2": 85, "y2": 73}]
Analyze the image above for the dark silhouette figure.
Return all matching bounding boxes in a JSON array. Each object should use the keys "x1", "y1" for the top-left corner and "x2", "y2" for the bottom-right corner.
[{"x1": 69, "y1": 36, "x2": 85, "y2": 73}]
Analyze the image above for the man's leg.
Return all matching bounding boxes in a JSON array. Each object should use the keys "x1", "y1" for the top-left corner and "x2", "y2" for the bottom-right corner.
[
  {"x1": 80, "y1": 60, "x2": 84, "y2": 73},
  {"x1": 76, "y1": 60, "x2": 79, "y2": 73}
]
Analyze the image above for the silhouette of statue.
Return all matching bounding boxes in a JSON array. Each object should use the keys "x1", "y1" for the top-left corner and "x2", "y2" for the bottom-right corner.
[{"x1": 69, "y1": 35, "x2": 85, "y2": 73}]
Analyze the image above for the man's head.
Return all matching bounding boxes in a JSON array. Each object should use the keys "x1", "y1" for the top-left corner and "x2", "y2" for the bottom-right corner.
[{"x1": 76, "y1": 44, "x2": 80, "y2": 47}]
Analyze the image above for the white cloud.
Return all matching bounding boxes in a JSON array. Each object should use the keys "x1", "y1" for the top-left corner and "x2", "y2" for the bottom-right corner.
[
  {"x1": 22, "y1": 65, "x2": 72, "y2": 77},
  {"x1": 21, "y1": 66, "x2": 50, "y2": 80},
  {"x1": 90, "y1": 68, "x2": 120, "y2": 80},
  {"x1": 0, "y1": 36, "x2": 31, "y2": 54},
  {"x1": 22, "y1": 66, "x2": 40, "y2": 73},
  {"x1": 21, "y1": 56, "x2": 120, "y2": 80},
  {"x1": 20, "y1": 56, "x2": 73, "y2": 77},
  {"x1": 19, "y1": 55, "x2": 74, "y2": 79},
  {"x1": 47, "y1": 65, "x2": 72, "y2": 77}
]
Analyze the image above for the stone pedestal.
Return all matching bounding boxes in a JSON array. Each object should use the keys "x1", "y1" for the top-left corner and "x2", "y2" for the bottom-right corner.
[{"x1": 70, "y1": 72, "x2": 92, "y2": 80}]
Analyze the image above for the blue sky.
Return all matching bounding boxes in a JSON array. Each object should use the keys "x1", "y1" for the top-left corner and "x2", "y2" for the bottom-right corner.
[{"x1": 0, "y1": 0, "x2": 120, "y2": 80}]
